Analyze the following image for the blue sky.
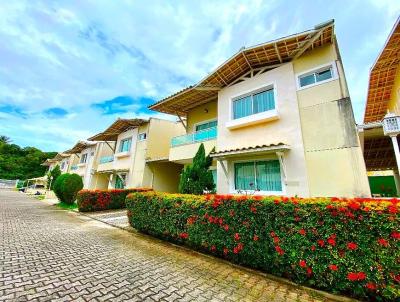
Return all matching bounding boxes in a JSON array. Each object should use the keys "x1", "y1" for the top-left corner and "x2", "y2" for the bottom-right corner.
[{"x1": 0, "y1": 1, "x2": 399, "y2": 151}]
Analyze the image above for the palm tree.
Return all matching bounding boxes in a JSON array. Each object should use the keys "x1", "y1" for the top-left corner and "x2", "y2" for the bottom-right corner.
[{"x1": 0, "y1": 135, "x2": 11, "y2": 144}]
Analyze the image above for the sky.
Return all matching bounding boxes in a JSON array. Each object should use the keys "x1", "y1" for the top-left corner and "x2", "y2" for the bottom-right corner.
[{"x1": 0, "y1": 1, "x2": 399, "y2": 152}]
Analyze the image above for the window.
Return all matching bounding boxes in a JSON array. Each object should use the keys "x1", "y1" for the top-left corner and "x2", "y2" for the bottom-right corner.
[
  {"x1": 115, "y1": 174, "x2": 126, "y2": 189},
  {"x1": 61, "y1": 162, "x2": 65, "y2": 170},
  {"x1": 299, "y1": 65, "x2": 333, "y2": 88},
  {"x1": 80, "y1": 153, "x2": 88, "y2": 164},
  {"x1": 211, "y1": 169, "x2": 217, "y2": 186},
  {"x1": 195, "y1": 120, "x2": 217, "y2": 132},
  {"x1": 234, "y1": 160, "x2": 282, "y2": 192},
  {"x1": 138, "y1": 133, "x2": 147, "y2": 141},
  {"x1": 233, "y1": 89, "x2": 275, "y2": 119},
  {"x1": 119, "y1": 138, "x2": 132, "y2": 152}
]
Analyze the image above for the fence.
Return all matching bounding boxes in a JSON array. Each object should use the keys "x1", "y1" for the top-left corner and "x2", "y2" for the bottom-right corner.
[{"x1": 0, "y1": 179, "x2": 18, "y2": 189}]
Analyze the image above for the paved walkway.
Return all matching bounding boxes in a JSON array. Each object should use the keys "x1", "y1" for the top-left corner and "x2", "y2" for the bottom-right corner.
[{"x1": 0, "y1": 190, "x2": 339, "y2": 302}]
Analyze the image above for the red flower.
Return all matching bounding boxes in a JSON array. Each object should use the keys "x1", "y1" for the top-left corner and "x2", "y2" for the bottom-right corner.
[
  {"x1": 218, "y1": 218, "x2": 224, "y2": 225},
  {"x1": 233, "y1": 247, "x2": 239, "y2": 254},
  {"x1": 299, "y1": 260, "x2": 307, "y2": 268},
  {"x1": 179, "y1": 232, "x2": 189, "y2": 239},
  {"x1": 275, "y1": 246, "x2": 284, "y2": 255},
  {"x1": 273, "y1": 237, "x2": 280, "y2": 244},
  {"x1": 357, "y1": 272, "x2": 366, "y2": 280},
  {"x1": 253, "y1": 235, "x2": 259, "y2": 241},
  {"x1": 365, "y1": 282, "x2": 377, "y2": 290},
  {"x1": 348, "y1": 201, "x2": 361, "y2": 211},
  {"x1": 326, "y1": 204, "x2": 335, "y2": 210},
  {"x1": 237, "y1": 243, "x2": 244, "y2": 251},
  {"x1": 229, "y1": 210, "x2": 235, "y2": 217},
  {"x1": 391, "y1": 231, "x2": 400, "y2": 239},
  {"x1": 377, "y1": 238, "x2": 389, "y2": 247},
  {"x1": 210, "y1": 245, "x2": 216, "y2": 252},
  {"x1": 347, "y1": 242, "x2": 358, "y2": 250},
  {"x1": 306, "y1": 267, "x2": 313, "y2": 276},
  {"x1": 250, "y1": 206, "x2": 257, "y2": 213},
  {"x1": 234, "y1": 233, "x2": 240, "y2": 241},
  {"x1": 298, "y1": 229, "x2": 306, "y2": 236},
  {"x1": 223, "y1": 247, "x2": 229, "y2": 255},
  {"x1": 223, "y1": 224, "x2": 229, "y2": 231},
  {"x1": 317, "y1": 240, "x2": 325, "y2": 247},
  {"x1": 347, "y1": 272, "x2": 359, "y2": 281},
  {"x1": 270, "y1": 231, "x2": 276, "y2": 237},
  {"x1": 311, "y1": 245, "x2": 316, "y2": 251},
  {"x1": 327, "y1": 238, "x2": 336, "y2": 246},
  {"x1": 388, "y1": 205, "x2": 398, "y2": 214},
  {"x1": 329, "y1": 264, "x2": 338, "y2": 271}
]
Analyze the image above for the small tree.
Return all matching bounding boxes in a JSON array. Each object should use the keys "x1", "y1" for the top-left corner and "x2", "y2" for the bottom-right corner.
[
  {"x1": 53, "y1": 174, "x2": 69, "y2": 202},
  {"x1": 53, "y1": 173, "x2": 83, "y2": 204},
  {"x1": 179, "y1": 143, "x2": 215, "y2": 195},
  {"x1": 47, "y1": 165, "x2": 61, "y2": 190}
]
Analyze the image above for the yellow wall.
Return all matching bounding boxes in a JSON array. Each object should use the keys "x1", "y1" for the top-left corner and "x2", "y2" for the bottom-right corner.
[
  {"x1": 387, "y1": 65, "x2": 400, "y2": 114},
  {"x1": 187, "y1": 100, "x2": 217, "y2": 132},
  {"x1": 293, "y1": 43, "x2": 370, "y2": 197},
  {"x1": 169, "y1": 139, "x2": 216, "y2": 164},
  {"x1": 146, "y1": 162, "x2": 183, "y2": 192}
]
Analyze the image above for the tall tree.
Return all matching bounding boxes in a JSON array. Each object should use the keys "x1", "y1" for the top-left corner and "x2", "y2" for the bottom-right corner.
[
  {"x1": 179, "y1": 143, "x2": 215, "y2": 195},
  {"x1": 0, "y1": 135, "x2": 11, "y2": 144}
]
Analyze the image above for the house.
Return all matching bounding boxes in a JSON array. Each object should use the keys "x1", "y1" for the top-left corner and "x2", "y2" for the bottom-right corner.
[
  {"x1": 88, "y1": 118, "x2": 184, "y2": 191},
  {"x1": 149, "y1": 20, "x2": 370, "y2": 197},
  {"x1": 64, "y1": 141, "x2": 110, "y2": 189},
  {"x1": 42, "y1": 152, "x2": 73, "y2": 174},
  {"x1": 358, "y1": 16, "x2": 400, "y2": 196}
]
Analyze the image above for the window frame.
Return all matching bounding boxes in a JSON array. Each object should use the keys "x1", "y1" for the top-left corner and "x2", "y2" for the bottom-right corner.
[
  {"x1": 119, "y1": 138, "x2": 132, "y2": 153},
  {"x1": 193, "y1": 118, "x2": 218, "y2": 133},
  {"x1": 138, "y1": 133, "x2": 147, "y2": 141},
  {"x1": 296, "y1": 62, "x2": 338, "y2": 90},
  {"x1": 229, "y1": 83, "x2": 277, "y2": 122},
  {"x1": 80, "y1": 153, "x2": 88, "y2": 164},
  {"x1": 230, "y1": 158, "x2": 285, "y2": 195}
]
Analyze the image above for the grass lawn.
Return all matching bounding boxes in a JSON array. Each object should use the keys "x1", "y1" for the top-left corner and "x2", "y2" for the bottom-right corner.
[
  {"x1": 56, "y1": 202, "x2": 78, "y2": 210},
  {"x1": 34, "y1": 195, "x2": 45, "y2": 200}
]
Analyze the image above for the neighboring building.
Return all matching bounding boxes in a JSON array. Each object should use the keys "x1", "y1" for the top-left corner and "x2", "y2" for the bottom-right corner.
[
  {"x1": 64, "y1": 141, "x2": 110, "y2": 189},
  {"x1": 88, "y1": 118, "x2": 184, "y2": 191},
  {"x1": 150, "y1": 20, "x2": 370, "y2": 197},
  {"x1": 359, "y1": 16, "x2": 400, "y2": 196},
  {"x1": 42, "y1": 153, "x2": 73, "y2": 174}
]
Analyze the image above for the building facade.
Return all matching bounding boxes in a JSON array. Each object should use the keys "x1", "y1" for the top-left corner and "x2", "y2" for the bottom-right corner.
[{"x1": 150, "y1": 20, "x2": 371, "y2": 197}]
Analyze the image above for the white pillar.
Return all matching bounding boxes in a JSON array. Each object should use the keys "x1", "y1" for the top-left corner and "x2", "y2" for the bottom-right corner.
[{"x1": 391, "y1": 135, "x2": 400, "y2": 172}]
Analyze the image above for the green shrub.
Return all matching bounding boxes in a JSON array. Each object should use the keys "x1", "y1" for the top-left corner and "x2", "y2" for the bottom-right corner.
[
  {"x1": 178, "y1": 143, "x2": 215, "y2": 194},
  {"x1": 61, "y1": 174, "x2": 83, "y2": 204},
  {"x1": 76, "y1": 188, "x2": 152, "y2": 212},
  {"x1": 126, "y1": 192, "x2": 400, "y2": 301},
  {"x1": 53, "y1": 173, "x2": 69, "y2": 202},
  {"x1": 53, "y1": 173, "x2": 83, "y2": 204}
]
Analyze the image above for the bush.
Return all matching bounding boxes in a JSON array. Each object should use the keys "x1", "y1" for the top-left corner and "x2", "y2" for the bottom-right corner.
[
  {"x1": 126, "y1": 192, "x2": 400, "y2": 301},
  {"x1": 53, "y1": 173, "x2": 83, "y2": 204},
  {"x1": 53, "y1": 173, "x2": 69, "y2": 202},
  {"x1": 77, "y1": 188, "x2": 152, "y2": 212},
  {"x1": 47, "y1": 164, "x2": 61, "y2": 190}
]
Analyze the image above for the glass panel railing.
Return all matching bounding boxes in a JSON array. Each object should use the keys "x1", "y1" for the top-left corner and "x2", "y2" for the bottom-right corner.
[
  {"x1": 70, "y1": 165, "x2": 78, "y2": 170},
  {"x1": 99, "y1": 155, "x2": 114, "y2": 164},
  {"x1": 171, "y1": 127, "x2": 217, "y2": 147}
]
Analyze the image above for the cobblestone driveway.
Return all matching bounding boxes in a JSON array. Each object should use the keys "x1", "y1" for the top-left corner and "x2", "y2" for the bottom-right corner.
[{"x1": 0, "y1": 191, "x2": 340, "y2": 302}]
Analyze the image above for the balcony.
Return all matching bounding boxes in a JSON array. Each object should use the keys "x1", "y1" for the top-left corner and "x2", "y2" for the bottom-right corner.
[
  {"x1": 70, "y1": 165, "x2": 78, "y2": 171},
  {"x1": 100, "y1": 155, "x2": 114, "y2": 164},
  {"x1": 171, "y1": 127, "x2": 217, "y2": 147},
  {"x1": 169, "y1": 127, "x2": 217, "y2": 164}
]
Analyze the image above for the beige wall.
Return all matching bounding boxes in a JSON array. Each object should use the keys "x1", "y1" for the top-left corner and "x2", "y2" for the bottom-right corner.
[
  {"x1": 187, "y1": 101, "x2": 217, "y2": 132},
  {"x1": 169, "y1": 139, "x2": 216, "y2": 164},
  {"x1": 293, "y1": 43, "x2": 370, "y2": 197},
  {"x1": 387, "y1": 64, "x2": 400, "y2": 114},
  {"x1": 216, "y1": 63, "x2": 310, "y2": 196},
  {"x1": 146, "y1": 162, "x2": 183, "y2": 192}
]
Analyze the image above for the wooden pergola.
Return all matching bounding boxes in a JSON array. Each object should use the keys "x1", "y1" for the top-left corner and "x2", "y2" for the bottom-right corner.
[
  {"x1": 64, "y1": 141, "x2": 96, "y2": 154},
  {"x1": 149, "y1": 20, "x2": 334, "y2": 115},
  {"x1": 361, "y1": 17, "x2": 400, "y2": 172},
  {"x1": 88, "y1": 118, "x2": 148, "y2": 142}
]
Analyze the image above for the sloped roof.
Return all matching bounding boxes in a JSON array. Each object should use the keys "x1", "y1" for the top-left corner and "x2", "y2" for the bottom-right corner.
[
  {"x1": 149, "y1": 20, "x2": 334, "y2": 115},
  {"x1": 64, "y1": 141, "x2": 97, "y2": 154},
  {"x1": 364, "y1": 16, "x2": 400, "y2": 123},
  {"x1": 53, "y1": 153, "x2": 71, "y2": 161},
  {"x1": 210, "y1": 143, "x2": 289, "y2": 158},
  {"x1": 88, "y1": 118, "x2": 148, "y2": 141},
  {"x1": 41, "y1": 158, "x2": 58, "y2": 166}
]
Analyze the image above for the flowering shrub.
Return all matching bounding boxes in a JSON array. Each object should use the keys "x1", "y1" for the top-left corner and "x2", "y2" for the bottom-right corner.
[
  {"x1": 126, "y1": 192, "x2": 400, "y2": 301},
  {"x1": 77, "y1": 188, "x2": 151, "y2": 212}
]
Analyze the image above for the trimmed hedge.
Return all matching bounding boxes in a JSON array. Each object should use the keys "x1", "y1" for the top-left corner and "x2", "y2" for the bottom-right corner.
[
  {"x1": 77, "y1": 188, "x2": 152, "y2": 212},
  {"x1": 53, "y1": 173, "x2": 83, "y2": 204},
  {"x1": 126, "y1": 192, "x2": 400, "y2": 301}
]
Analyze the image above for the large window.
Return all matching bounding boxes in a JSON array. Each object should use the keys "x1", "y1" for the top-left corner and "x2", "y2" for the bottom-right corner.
[
  {"x1": 195, "y1": 120, "x2": 217, "y2": 132},
  {"x1": 138, "y1": 133, "x2": 147, "y2": 141},
  {"x1": 233, "y1": 88, "x2": 275, "y2": 119},
  {"x1": 119, "y1": 138, "x2": 132, "y2": 152},
  {"x1": 298, "y1": 65, "x2": 334, "y2": 88},
  {"x1": 234, "y1": 160, "x2": 282, "y2": 192},
  {"x1": 80, "y1": 153, "x2": 87, "y2": 164}
]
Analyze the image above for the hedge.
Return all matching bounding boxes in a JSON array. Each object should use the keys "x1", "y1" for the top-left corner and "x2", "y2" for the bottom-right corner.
[
  {"x1": 77, "y1": 188, "x2": 152, "y2": 212},
  {"x1": 126, "y1": 192, "x2": 400, "y2": 301}
]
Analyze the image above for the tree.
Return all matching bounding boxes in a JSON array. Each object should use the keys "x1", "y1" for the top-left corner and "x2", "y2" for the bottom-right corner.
[
  {"x1": 0, "y1": 135, "x2": 11, "y2": 144},
  {"x1": 47, "y1": 165, "x2": 61, "y2": 190},
  {"x1": 53, "y1": 173, "x2": 83, "y2": 204},
  {"x1": 179, "y1": 143, "x2": 215, "y2": 195}
]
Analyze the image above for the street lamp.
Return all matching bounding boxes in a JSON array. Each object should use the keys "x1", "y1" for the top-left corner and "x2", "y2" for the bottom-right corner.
[{"x1": 383, "y1": 112, "x2": 400, "y2": 171}]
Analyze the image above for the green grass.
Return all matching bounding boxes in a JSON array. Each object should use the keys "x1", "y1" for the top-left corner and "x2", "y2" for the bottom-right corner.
[
  {"x1": 56, "y1": 202, "x2": 78, "y2": 210},
  {"x1": 34, "y1": 195, "x2": 45, "y2": 200}
]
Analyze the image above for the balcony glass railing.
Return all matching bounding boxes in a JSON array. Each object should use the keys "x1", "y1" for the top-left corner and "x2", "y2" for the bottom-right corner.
[
  {"x1": 70, "y1": 165, "x2": 78, "y2": 170},
  {"x1": 171, "y1": 127, "x2": 217, "y2": 147},
  {"x1": 99, "y1": 155, "x2": 114, "y2": 164}
]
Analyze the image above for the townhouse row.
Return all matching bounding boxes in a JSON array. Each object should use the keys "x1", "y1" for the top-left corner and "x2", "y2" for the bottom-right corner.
[{"x1": 43, "y1": 20, "x2": 383, "y2": 197}]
